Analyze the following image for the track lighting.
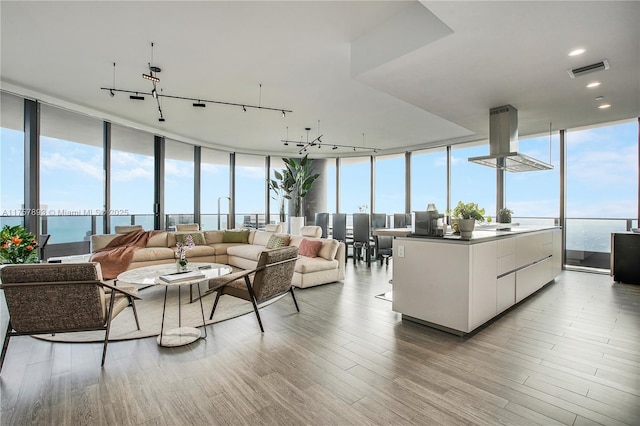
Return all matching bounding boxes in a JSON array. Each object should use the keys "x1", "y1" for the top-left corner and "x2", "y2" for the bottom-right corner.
[
  {"x1": 143, "y1": 73, "x2": 160, "y2": 83},
  {"x1": 332, "y1": 146, "x2": 338, "y2": 150},
  {"x1": 102, "y1": 43, "x2": 292, "y2": 121},
  {"x1": 284, "y1": 141, "x2": 289, "y2": 146},
  {"x1": 281, "y1": 126, "x2": 378, "y2": 154}
]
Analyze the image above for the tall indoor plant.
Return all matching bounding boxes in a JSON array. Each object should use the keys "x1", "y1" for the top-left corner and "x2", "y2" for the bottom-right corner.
[
  {"x1": 268, "y1": 168, "x2": 294, "y2": 223},
  {"x1": 452, "y1": 201, "x2": 485, "y2": 239},
  {"x1": 283, "y1": 155, "x2": 320, "y2": 218}
]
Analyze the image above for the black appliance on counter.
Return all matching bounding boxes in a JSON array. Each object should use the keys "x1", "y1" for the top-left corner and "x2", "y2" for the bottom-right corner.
[{"x1": 611, "y1": 232, "x2": 640, "y2": 285}]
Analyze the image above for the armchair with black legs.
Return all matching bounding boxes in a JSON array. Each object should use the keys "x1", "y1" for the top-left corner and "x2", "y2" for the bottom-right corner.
[
  {"x1": 207, "y1": 246, "x2": 299, "y2": 332},
  {"x1": 0, "y1": 262, "x2": 140, "y2": 372}
]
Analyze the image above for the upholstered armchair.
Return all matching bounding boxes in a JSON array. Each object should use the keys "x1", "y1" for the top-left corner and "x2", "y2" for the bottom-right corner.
[
  {"x1": 0, "y1": 262, "x2": 140, "y2": 372},
  {"x1": 207, "y1": 246, "x2": 299, "y2": 332}
]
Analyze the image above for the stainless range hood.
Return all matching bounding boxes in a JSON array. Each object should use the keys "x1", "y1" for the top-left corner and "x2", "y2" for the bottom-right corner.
[{"x1": 468, "y1": 105, "x2": 553, "y2": 172}]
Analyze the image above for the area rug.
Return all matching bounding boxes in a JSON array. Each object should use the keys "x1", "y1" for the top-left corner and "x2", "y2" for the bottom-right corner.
[{"x1": 34, "y1": 283, "x2": 282, "y2": 343}]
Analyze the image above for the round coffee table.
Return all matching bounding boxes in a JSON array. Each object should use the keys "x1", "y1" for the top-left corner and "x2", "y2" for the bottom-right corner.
[{"x1": 117, "y1": 262, "x2": 232, "y2": 347}]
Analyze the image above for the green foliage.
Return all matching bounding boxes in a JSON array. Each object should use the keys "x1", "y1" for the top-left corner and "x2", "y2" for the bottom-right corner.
[
  {"x1": 282, "y1": 155, "x2": 320, "y2": 217},
  {"x1": 452, "y1": 201, "x2": 485, "y2": 222},
  {"x1": 268, "y1": 168, "x2": 295, "y2": 221},
  {"x1": 497, "y1": 208, "x2": 514, "y2": 223},
  {"x1": 0, "y1": 225, "x2": 39, "y2": 264}
]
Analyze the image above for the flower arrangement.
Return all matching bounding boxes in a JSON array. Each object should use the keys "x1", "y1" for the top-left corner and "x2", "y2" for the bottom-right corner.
[
  {"x1": 0, "y1": 225, "x2": 39, "y2": 264},
  {"x1": 175, "y1": 234, "x2": 195, "y2": 269}
]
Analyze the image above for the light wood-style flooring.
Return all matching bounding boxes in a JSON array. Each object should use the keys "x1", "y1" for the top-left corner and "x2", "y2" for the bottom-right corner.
[{"x1": 1, "y1": 262, "x2": 639, "y2": 425}]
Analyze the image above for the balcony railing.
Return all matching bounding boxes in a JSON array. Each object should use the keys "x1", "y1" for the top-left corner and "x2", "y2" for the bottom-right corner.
[{"x1": 1, "y1": 213, "x2": 636, "y2": 268}]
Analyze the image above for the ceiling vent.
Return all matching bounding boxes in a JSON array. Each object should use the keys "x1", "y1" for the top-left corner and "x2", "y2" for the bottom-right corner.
[{"x1": 567, "y1": 59, "x2": 609, "y2": 78}]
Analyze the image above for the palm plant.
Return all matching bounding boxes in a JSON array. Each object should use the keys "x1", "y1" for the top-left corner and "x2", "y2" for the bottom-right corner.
[{"x1": 283, "y1": 155, "x2": 320, "y2": 217}]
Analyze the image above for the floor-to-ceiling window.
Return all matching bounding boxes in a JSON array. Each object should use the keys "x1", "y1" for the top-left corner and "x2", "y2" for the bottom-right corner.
[
  {"x1": 110, "y1": 125, "x2": 155, "y2": 231},
  {"x1": 165, "y1": 139, "x2": 194, "y2": 230},
  {"x1": 39, "y1": 104, "x2": 103, "y2": 244},
  {"x1": 451, "y1": 142, "x2": 496, "y2": 218},
  {"x1": 235, "y1": 153, "x2": 265, "y2": 228},
  {"x1": 411, "y1": 147, "x2": 447, "y2": 214},
  {"x1": 201, "y1": 148, "x2": 230, "y2": 230},
  {"x1": 566, "y1": 120, "x2": 638, "y2": 269},
  {"x1": 375, "y1": 153, "x2": 405, "y2": 216},
  {"x1": 340, "y1": 156, "x2": 371, "y2": 215},
  {"x1": 0, "y1": 93, "x2": 24, "y2": 228},
  {"x1": 269, "y1": 156, "x2": 288, "y2": 224},
  {"x1": 505, "y1": 132, "x2": 560, "y2": 225}
]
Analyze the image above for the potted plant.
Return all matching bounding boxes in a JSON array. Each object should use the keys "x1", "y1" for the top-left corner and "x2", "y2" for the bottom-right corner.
[
  {"x1": 268, "y1": 168, "x2": 294, "y2": 223},
  {"x1": 452, "y1": 201, "x2": 485, "y2": 238},
  {"x1": 497, "y1": 208, "x2": 513, "y2": 224},
  {"x1": 282, "y1": 155, "x2": 320, "y2": 234},
  {"x1": 0, "y1": 225, "x2": 39, "y2": 264}
]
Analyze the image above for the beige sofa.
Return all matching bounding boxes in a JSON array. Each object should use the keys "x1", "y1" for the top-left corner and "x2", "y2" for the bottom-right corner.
[{"x1": 91, "y1": 224, "x2": 345, "y2": 288}]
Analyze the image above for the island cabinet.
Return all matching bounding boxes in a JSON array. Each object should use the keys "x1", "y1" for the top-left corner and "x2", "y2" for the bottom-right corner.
[{"x1": 392, "y1": 227, "x2": 561, "y2": 335}]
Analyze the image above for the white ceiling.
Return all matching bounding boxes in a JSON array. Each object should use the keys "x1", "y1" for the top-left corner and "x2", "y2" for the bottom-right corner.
[{"x1": 1, "y1": 1, "x2": 638, "y2": 158}]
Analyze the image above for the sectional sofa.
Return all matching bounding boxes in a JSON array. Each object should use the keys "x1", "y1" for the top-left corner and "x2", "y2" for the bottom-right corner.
[{"x1": 90, "y1": 224, "x2": 345, "y2": 288}]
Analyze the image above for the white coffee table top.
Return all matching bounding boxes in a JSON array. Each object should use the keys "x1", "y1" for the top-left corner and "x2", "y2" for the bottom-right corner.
[{"x1": 117, "y1": 262, "x2": 232, "y2": 286}]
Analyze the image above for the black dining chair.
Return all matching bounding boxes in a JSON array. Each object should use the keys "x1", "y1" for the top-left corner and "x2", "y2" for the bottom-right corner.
[
  {"x1": 331, "y1": 213, "x2": 352, "y2": 263},
  {"x1": 314, "y1": 212, "x2": 329, "y2": 238},
  {"x1": 393, "y1": 213, "x2": 407, "y2": 229},
  {"x1": 371, "y1": 213, "x2": 387, "y2": 230},
  {"x1": 352, "y1": 213, "x2": 372, "y2": 266}
]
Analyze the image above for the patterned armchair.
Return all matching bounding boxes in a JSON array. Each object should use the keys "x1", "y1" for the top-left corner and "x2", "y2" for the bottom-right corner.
[
  {"x1": 0, "y1": 262, "x2": 140, "y2": 372},
  {"x1": 207, "y1": 246, "x2": 299, "y2": 332}
]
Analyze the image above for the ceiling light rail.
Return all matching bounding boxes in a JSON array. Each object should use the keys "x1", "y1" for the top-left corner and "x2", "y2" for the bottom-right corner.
[
  {"x1": 102, "y1": 87, "x2": 293, "y2": 115},
  {"x1": 281, "y1": 137, "x2": 379, "y2": 154}
]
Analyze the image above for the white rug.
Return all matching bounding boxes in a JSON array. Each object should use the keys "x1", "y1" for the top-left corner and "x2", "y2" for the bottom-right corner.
[{"x1": 34, "y1": 282, "x2": 280, "y2": 343}]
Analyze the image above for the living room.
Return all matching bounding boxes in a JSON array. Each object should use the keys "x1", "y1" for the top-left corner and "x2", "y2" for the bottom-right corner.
[{"x1": 1, "y1": 1, "x2": 639, "y2": 425}]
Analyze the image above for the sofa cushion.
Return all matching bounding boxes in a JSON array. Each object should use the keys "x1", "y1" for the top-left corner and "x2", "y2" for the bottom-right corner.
[
  {"x1": 266, "y1": 234, "x2": 290, "y2": 249},
  {"x1": 176, "y1": 223, "x2": 199, "y2": 231},
  {"x1": 131, "y1": 247, "x2": 175, "y2": 262},
  {"x1": 176, "y1": 232, "x2": 206, "y2": 245},
  {"x1": 252, "y1": 230, "x2": 273, "y2": 246},
  {"x1": 115, "y1": 225, "x2": 144, "y2": 234},
  {"x1": 298, "y1": 238, "x2": 323, "y2": 258},
  {"x1": 223, "y1": 229, "x2": 250, "y2": 243},
  {"x1": 294, "y1": 256, "x2": 339, "y2": 273},
  {"x1": 204, "y1": 230, "x2": 224, "y2": 244},
  {"x1": 300, "y1": 226, "x2": 322, "y2": 238},
  {"x1": 264, "y1": 223, "x2": 282, "y2": 232},
  {"x1": 147, "y1": 231, "x2": 168, "y2": 247},
  {"x1": 318, "y1": 238, "x2": 340, "y2": 261},
  {"x1": 209, "y1": 243, "x2": 245, "y2": 255},
  {"x1": 226, "y1": 244, "x2": 265, "y2": 261},
  {"x1": 184, "y1": 245, "x2": 216, "y2": 258}
]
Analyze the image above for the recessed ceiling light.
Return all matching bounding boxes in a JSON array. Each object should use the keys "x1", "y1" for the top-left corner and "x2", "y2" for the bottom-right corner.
[
  {"x1": 569, "y1": 48, "x2": 586, "y2": 56},
  {"x1": 598, "y1": 104, "x2": 611, "y2": 109},
  {"x1": 586, "y1": 81, "x2": 601, "y2": 88}
]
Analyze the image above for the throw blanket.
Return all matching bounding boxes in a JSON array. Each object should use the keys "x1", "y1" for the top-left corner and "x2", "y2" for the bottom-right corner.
[{"x1": 90, "y1": 230, "x2": 162, "y2": 279}]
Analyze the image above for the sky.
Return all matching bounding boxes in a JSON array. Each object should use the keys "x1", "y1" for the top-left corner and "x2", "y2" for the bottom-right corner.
[{"x1": 0, "y1": 119, "x2": 637, "y2": 244}]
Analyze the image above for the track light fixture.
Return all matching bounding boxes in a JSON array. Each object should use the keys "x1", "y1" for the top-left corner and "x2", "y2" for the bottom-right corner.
[
  {"x1": 102, "y1": 42, "x2": 293, "y2": 121},
  {"x1": 280, "y1": 125, "x2": 378, "y2": 154}
]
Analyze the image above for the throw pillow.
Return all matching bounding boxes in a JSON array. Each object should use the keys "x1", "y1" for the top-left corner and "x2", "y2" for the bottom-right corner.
[
  {"x1": 176, "y1": 232, "x2": 206, "y2": 245},
  {"x1": 318, "y1": 239, "x2": 340, "y2": 261},
  {"x1": 223, "y1": 229, "x2": 250, "y2": 243},
  {"x1": 298, "y1": 238, "x2": 323, "y2": 258},
  {"x1": 266, "y1": 234, "x2": 290, "y2": 249}
]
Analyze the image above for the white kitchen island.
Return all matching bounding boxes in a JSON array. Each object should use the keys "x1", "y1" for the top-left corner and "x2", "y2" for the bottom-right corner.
[{"x1": 392, "y1": 226, "x2": 562, "y2": 335}]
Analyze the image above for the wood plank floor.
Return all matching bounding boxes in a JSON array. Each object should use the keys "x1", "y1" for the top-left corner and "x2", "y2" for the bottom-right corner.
[{"x1": 1, "y1": 263, "x2": 639, "y2": 425}]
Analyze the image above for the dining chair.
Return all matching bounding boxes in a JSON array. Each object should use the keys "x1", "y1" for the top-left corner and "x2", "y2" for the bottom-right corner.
[
  {"x1": 331, "y1": 213, "x2": 352, "y2": 263},
  {"x1": 393, "y1": 213, "x2": 407, "y2": 229},
  {"x1": 371, "y1": 213, "x2": 387, "y2": 230},
  {"x1": 314, "y1": 212, "x2": 329, "y2": 238},
  {"x1": 352, "y1": 213, "x2": 372, "y2": 266}
]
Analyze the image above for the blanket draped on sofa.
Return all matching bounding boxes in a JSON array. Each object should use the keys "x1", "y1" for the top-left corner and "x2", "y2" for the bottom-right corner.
[{"x1": 90, "y1": 230, "x2": 163, "y2": 279}]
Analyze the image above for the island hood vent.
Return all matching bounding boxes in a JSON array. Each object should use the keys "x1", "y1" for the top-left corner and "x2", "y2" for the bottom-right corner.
[{"x1": 468, "y1": 105, "x2": 553, "y2": 172}]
